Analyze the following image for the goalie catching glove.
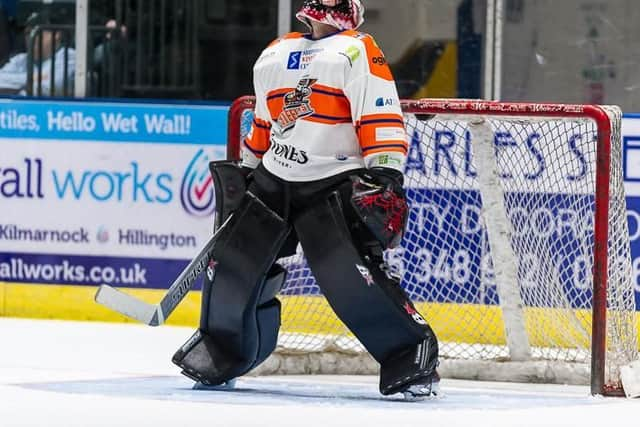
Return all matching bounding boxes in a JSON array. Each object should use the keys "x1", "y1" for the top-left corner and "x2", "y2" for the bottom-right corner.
[{"x1": 351, "y1": 167, "x2": 408, "y2": 249}]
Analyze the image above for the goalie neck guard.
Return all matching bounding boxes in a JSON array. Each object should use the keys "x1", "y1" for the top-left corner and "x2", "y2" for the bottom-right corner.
[{"x1": 296, "y1": 0, "x2": 365, "y2": 31}]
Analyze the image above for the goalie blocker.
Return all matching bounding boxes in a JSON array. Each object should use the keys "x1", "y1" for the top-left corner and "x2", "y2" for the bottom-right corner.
[{"x1": 173, "y1": 162, "x2": 439, "y2": 397}]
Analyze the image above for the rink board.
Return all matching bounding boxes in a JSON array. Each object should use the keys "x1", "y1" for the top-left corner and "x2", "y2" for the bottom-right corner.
[
  {"x1": 2, "y1": 282, "x2": 640, "y2": 350},
  {"x1": 1, "y1": 99, "x2": 640, "y2": 349}
]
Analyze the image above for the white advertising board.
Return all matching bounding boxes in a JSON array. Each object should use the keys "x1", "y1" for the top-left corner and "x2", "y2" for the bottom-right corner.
[{"x1": 0, "y1": 99, "x2": 228, "y2": 289}]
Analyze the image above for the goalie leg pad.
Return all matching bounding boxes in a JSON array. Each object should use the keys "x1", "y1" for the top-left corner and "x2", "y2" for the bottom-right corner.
[
  {"x1": 294, "y1": 191, "x2": 435, "y2": 363},
  {"x1": 175, "y1": 266, "x2": 286, "y2": 386},
  {"x1": 174, "y1": 193, "x2": 290, "y2": 385}
]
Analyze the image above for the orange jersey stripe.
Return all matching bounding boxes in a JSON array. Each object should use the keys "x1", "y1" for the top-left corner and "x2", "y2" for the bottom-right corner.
[
  {"x1": 307, "y1": 91, "x2": 351, "y2": 122},
  {"x1": 312, "y1": 84, "x2": 345, "y2": 96},
  {"x1": 244, "y1": 118, "x2": 271, "y2": 157},
  {"x1": 359, "y1": 113, "x2": 405, "y2": 124},
  {"x1": 266, "y1": 89, "x2": 288, "y2": 120}
]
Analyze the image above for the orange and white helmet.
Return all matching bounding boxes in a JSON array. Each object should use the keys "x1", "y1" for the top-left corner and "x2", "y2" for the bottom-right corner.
[{"x1": 296, "y1": 0, "x2": 365, "y2": 31}]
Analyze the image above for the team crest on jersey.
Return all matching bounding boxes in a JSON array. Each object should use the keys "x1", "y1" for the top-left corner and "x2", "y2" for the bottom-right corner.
[{"x1": 277, "y1": 78, "x2": 317, "y2": 132}]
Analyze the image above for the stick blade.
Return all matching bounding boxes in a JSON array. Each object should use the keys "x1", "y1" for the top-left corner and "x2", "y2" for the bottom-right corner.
[{"x1": 95, "y1": 284, "x2": 160, "y2": 326}]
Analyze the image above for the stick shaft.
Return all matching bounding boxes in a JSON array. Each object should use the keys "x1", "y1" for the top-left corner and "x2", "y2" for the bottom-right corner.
[{"x1": 94, "y1": 214, "x2": 233, "y2": 325}]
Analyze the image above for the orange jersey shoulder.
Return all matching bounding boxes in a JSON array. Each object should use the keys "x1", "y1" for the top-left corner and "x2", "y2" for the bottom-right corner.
[{"x1": 341, "y1": 31, "x2": 393, "y2": 81}]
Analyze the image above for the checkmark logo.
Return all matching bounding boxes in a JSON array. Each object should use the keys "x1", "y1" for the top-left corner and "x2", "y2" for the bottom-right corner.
[
  {"x1": 193, "y1": 176, "x2": 213, "y2": 201},
  {"x1": 180, "y1": 149, "x2": 216, "y2": 217}
]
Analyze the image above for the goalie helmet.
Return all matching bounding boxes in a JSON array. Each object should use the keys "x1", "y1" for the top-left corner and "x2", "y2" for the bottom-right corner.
[{"x1": 296, "y1": 0, "x2": 365, "y2": 31}]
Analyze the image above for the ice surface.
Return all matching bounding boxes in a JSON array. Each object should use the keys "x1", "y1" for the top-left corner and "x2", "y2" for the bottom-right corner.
[{"x1": 0, "y1": 318, "x2": 638, "y2": 427}]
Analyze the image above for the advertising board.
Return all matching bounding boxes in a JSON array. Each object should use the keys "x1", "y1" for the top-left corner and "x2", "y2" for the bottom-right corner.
[
  {"x1": 2, "y1": 99, "x2": 640, "y2": 324},
  {"x1": 0, "y1": 99, "x2": 228, "y2": 320}
]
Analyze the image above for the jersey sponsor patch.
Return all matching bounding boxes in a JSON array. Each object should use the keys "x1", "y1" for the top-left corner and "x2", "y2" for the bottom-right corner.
[
  {"x1": 269, "y1": 140, "x2": 310, "y2": 165},
  {"x1": 369, "y1": 153, "x2": 403, "y2": 168},
  {"x1": 339, "y1": 45, "x2": 361, "y2": 66},
  {"x1": 375, "y1": 97, "x2": 396, "y2": 107},
  {"x1": 287, "y1": 49, "x2": 323, "y2": 70},
  {"x1": 376, "y1": 127, "x2": 406, "y2": 142}
]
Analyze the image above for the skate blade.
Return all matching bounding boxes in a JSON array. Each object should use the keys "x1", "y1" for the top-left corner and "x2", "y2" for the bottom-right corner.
[
  {"x1": 192, "y1": 378, "x2": 237, "y2": 391},
  {"x1": 402, "y1": 381, "x2": 441, "y2": 401}
]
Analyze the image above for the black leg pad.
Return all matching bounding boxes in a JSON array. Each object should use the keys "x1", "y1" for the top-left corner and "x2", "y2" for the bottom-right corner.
[
  {"x1": 175, "y1": 193, "x2": 290, "y2": 385},
  {"x1": 200, "y1": 193, "x2": 289, "y2": 359},
  {"x1": 294, "y1": 192, "x2": 430, "y2": 363},
  {"x1": 173, "y1": 299, "x2": 283, "y2": 385}
]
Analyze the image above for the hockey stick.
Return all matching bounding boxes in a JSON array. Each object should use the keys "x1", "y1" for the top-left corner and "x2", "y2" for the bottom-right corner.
[{"x1": 94, "y1": 214, "x2": 233, "y2": 326}]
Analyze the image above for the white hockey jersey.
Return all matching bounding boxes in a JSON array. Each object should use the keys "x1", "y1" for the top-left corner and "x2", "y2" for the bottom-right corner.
[{"x1": 242, "y1": 30, "x2": 407, "y2": 182}]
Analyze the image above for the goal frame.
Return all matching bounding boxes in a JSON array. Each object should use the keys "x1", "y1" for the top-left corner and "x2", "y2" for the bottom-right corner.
[{"x1": 227, "y1": 96, "x2": 618, "y2": 396}]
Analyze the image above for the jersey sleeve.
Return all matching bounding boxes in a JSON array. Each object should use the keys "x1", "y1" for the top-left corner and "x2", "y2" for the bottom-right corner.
[
  {"x1": 343, "y1": 34, "x2": 407, "y2": 173},
  {"x1": 241, "y1": 58, "x2": 273, "y2": 169}
]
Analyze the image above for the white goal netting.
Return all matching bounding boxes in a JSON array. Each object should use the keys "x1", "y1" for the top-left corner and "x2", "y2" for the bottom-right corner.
[{"x1": 230, "y1": 98, "x2": 638, "y2": 394}]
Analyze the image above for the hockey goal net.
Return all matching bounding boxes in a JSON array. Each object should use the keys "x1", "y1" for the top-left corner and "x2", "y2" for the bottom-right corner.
[{"x1": 227, "y1": 97, "x2": 638, "y2": 395}]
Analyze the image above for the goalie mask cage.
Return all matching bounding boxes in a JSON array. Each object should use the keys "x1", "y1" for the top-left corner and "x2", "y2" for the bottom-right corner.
[{"x1": 227, "y1": 96, "x2": 638, "y2": 396}]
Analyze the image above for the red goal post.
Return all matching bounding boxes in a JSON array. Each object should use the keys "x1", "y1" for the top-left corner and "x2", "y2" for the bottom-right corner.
[{"x1": 226, "y1": 96, "x2": 638, "y2": 396}]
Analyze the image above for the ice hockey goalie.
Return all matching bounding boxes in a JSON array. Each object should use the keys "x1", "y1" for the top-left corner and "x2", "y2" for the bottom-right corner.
[{"x1": 172, "y1": 0, "x2": 440, "y2": 400}]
